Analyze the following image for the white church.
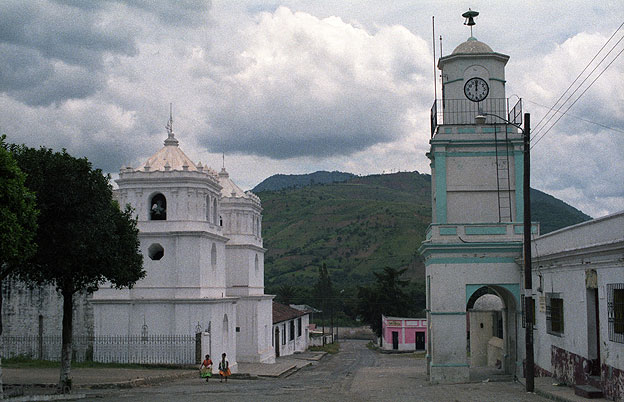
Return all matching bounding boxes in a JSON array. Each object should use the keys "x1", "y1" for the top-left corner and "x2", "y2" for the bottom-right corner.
[{"x1": 91, "y1": 117, "x2": 275, "y2": 368}]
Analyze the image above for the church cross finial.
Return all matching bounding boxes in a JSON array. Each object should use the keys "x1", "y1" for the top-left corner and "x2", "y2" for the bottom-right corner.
[
  {"x1": 462, "y1": 9, "x2": 479, "y2": 38},
  {"x1": 164, "y1": 103, "x2": 179, "y2": 146}
]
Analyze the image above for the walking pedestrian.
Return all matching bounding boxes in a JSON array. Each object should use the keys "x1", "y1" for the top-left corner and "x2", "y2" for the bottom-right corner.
[
  {"x1": 219, "y1": 353, "x2": 230, "y2": 383},
  {"x1": 200, "y1": 354, "x2": 213, "y2": 382}
]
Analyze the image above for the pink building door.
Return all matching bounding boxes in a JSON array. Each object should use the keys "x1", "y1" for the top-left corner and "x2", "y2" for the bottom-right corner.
[
  {"x1": 392, "y1": 331, "x2": 399, "y2": 350},
  {"x1": 415, "y1": 331, "x2": 425, "y2": 350}
]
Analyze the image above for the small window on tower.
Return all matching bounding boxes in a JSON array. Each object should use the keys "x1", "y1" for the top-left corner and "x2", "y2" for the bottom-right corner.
[{"x1": 148, "y1": 243, "x2": 164, "y2": 260}]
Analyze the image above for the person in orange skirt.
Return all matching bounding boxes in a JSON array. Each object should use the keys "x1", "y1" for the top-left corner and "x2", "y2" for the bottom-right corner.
[{"x1": 218, "y1": 353, "x2": 231, "y2": 383}]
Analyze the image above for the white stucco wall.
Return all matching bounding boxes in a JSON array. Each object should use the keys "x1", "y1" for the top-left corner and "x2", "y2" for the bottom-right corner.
[
  {"x1": 236, "y1": 297, "x2": 275, "y2": 363},
  {"x1": 529, "y1": 211, "x2": 624, "y2": 386}
]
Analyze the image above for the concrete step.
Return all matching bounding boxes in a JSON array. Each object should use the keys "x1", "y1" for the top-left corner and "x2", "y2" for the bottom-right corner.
[
  {"x1": 574, "y1": 384, "x2": 603, "y2": 399},
  {"x1": 587, "y1": 375, "x2": 601, "y2": 389}
]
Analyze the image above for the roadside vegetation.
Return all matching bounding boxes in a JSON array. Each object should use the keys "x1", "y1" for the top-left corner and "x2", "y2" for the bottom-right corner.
[{"x1": 309, "y1": 342, "x2": 340, "y2": 354}]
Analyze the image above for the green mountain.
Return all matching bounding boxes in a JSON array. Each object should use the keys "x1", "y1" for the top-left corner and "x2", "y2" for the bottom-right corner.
[
  {"x1": 252, "y1": 171, "x2": 356, "y2": 192},
  {"x1": 530, "y1": 188, "x2": 591, "y2": 234},
  {"x1": 257, "y1": 171, "x2": 591, "y2": 290}
]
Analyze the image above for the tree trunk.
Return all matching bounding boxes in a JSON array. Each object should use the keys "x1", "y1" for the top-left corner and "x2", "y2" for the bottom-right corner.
[
  {"x1": 58, "y1": 288, "x2": 73, "y2": 393},
  {"x1": 0, "y1": 277, "x2": 4, "y2": 400}
]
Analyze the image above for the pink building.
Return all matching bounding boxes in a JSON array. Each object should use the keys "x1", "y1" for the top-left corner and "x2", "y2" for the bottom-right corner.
[{"x1": 381, "y1": 315, "x2": 427, "y2": 351}]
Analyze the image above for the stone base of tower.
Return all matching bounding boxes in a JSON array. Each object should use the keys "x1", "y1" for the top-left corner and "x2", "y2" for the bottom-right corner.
[
  {"x1": 235, "y1": 296, "x2": 275, "y2": 363},
  {"x1": 428, "y1": 312, "x2": 470, "y2": 383},
  {"x1": 429, "y1": 365, "x2": 470, "y2": 384}
]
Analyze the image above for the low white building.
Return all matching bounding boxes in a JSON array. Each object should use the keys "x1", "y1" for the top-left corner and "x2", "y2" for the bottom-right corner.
[
  {"x1": 528, "y1": 211, "x2": 624, "y2": 400},
  {"x1": 272, "y1": 302, "x2": 309, "y2": 357}
]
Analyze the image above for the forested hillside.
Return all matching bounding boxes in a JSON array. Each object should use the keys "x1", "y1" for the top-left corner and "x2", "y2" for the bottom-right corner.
[{"x1": 256, "y1": 171, "x2": 591, "y2": 320}]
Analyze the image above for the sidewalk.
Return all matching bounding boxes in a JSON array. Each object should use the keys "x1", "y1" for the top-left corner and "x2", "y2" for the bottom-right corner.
[
  {"x1": 2, "y1": 351, "x2": 327, "y2": 401},
  {"x1": 517, "y1": 376, "x2": 610, "y2": 402}
]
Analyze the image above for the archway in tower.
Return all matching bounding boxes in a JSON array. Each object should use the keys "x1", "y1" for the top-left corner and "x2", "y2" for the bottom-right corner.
[{"x1": 466, "y1": 285, "x2": 518, "y2": 381}]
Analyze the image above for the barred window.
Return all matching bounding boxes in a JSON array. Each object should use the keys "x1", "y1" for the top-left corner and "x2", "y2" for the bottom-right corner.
[
  {"x1": 297, "y1": 318, "x2": 302, "y2": 337},
  {"x1": 546, "y1": 293, "x2": 563, "y2": 336},
  {"x1": 608, "y1": 284, "x2": 624, "y2": 343},
  {"x1": 290, "y1": 320, "x2": 295, "y2": 341}
]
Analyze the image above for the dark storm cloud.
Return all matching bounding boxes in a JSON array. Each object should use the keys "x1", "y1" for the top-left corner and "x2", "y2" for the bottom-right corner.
[
  {"x1": 0, "y1": 0, "x2": 138, "y2": 105},
  {"x1": 121, "y1": 0, "x2": 212, "y2": 26},
  {"x1": 207, "y1": 89, "x2": 407, "y2": 159},
  {"x1": 0, "y1": 1, "x2": 137, "y2": 67},
  {"x1": 50, "y1": 0, "x2": 211, "y2": 26}
]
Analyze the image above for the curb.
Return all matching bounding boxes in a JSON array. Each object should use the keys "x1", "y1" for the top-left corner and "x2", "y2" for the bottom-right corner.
[
  {"x1": 516, "y1": 378, "x2": 581, "y2": 402},
  {"x1": 257, "y1": 365, "x2": 297, "y2": 378},
  {"x1": 87, "y1": 371, "x2": 197, "y2": 389},
  {"x1": 5, "y1": 371, "x2": 197, "y2": 393},
  {"x1": 4, "y1": 394, "x2": 87, "y2": 402}
]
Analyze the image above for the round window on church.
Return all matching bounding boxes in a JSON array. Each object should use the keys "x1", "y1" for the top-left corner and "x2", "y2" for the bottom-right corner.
[{"x1": 148, "y1": 243, "x2": 164, "y2": 260}]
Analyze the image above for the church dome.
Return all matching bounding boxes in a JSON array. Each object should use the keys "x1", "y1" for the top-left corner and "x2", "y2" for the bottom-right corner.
[
  {"x1": 452, "y1": 37, "x2": 493, "y2": 55},
  {"x1": 218, "y1": 168, "x2": 260, "y2": 203},
  {"x1": 138, "y1": 141, "x2": 199, "y2": 172},
  {"x1": 135, "y1": 118, "x2": 216, "y2": 175}
]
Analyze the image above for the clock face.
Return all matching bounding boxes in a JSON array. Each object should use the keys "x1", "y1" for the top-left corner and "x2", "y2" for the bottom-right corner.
[{"x1": 464, "y1": 77, "x2": 489, "y2": 102}]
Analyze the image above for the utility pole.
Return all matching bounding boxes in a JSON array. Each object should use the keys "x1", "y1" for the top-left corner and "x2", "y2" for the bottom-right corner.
[{"x1": 523, "y1": 113, "x2": 535, "y2": 392}]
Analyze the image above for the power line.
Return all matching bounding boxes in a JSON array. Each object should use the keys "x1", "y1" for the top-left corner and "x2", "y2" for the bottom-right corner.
[
  {"x1": 530, "y1": 21, "x2": 624, "y2": 144},
  {"x1": 523, "y1": 99, "x2": 624, "y2": 134},
  {"x1": 531, "y1": 21, "x2": 624, "y2": 135},
  {"x1": 532, "y1": 33, "x2": 624, "y2": 140},
  {"x1": 532, "y1": 44, "x2": 624, "y2": 148}
]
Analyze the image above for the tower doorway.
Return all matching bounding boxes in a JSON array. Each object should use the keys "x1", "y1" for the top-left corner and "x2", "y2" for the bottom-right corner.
[{"x1": 466, "y1": 285, "x2": 518, "y2": 380}]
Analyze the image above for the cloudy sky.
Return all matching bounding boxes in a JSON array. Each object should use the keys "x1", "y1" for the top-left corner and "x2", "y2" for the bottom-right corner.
[{"x1": 1, "y1": 0, "x2": 622, "y2": 218}]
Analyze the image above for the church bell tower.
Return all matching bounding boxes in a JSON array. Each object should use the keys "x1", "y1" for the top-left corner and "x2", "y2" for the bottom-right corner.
[{"x1": 420, "y1": 11, "x2": 534, "y2": 383}]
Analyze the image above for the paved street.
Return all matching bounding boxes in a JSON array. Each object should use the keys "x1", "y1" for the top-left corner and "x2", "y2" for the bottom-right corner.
[{"x1": 83, "y1": 340, "x2": 546, "y2": 402}]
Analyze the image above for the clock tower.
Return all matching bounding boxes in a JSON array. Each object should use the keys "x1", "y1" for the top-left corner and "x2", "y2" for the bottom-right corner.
[{"x1": 420, "y1": 11, "x2": 535, "y2": 384}]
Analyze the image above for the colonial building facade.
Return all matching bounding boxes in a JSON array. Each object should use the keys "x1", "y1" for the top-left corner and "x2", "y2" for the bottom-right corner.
[{"x1": 529, "y1": 211, "x2": 624, "y2": 400}]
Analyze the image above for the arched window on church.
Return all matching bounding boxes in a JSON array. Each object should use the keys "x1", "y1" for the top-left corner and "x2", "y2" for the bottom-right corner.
[
  {"x1": 211, "y1": 243, "x2": 217, "y2": 269},
  {"x1": 206, "y1": 195, "x2": 211, "y2": 222},
  {"x1": 149, "y1": 193, "x2": 167, "y2": 220},
  {"x1": 255, "y1": 254, "x2": 259, "y2": 274},
  {"x1": 222, "y1": 314, "x2": 229, "y2": 351},
  {"x1": 212, "y1": 198, "x2": 218, "y2": 224}
]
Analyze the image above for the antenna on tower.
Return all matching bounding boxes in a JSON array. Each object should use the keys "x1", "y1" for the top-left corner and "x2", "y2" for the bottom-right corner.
[
  {"x1": 432, "y1": 16, "x2": 437, "y2": 101},
  {"x1": 222, "y1": 152, "x2": 225, "y2": 169},
  {"x1": 462, "y1": 9, "x2": 479, "y2": 37},
  {"x1": 164, "y1": 102, "x2": 179, "y2": 146},
  {"x1": 166, "y1": 103, "x2": 173, "y2": 134}
]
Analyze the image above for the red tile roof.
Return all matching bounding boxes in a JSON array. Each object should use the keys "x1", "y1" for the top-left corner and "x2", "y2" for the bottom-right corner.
[{"x1": 273, "y1": 301, "x2": 307, "y2": 324}]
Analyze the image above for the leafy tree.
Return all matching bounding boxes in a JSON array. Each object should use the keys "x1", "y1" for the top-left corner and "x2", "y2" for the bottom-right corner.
[
  {"x1": 356, "y1": 267, "x2": 412, "y2": 337},
  {"x1": 276, "y1": 284, "x2": 296, "y2": 305},
  {"x1": 0, "y1": 136, "x2": 38, "y2": 399},
  {"x1": 313, "y1": 262, "x2": 334, "y2": 313},
  {"x1": 10, "y1": 145, "x2": 145, "y2": 393}
]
